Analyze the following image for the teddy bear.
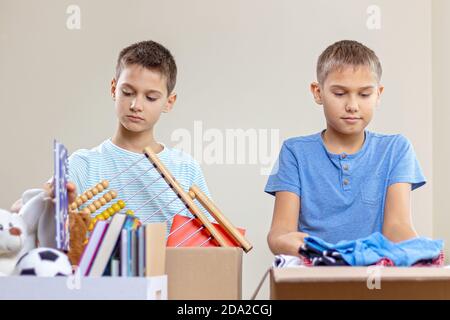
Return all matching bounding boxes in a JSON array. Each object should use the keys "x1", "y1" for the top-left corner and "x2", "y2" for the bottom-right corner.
[
  {"x1": 0, "y1": 189, "x2": 52, "y2": 275},
  {"x1": 0, "y1": 208, "x2": 28, "y2": 276},
  {"x1": 0, "y1": 188, "x2": 92, "y2": 275}
]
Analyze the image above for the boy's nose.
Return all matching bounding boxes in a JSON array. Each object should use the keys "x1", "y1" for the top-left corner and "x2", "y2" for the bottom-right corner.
[
  {"x1": 345, "y1": 100, "x2": 359, "y2": 112},
  {"x1": 130, "y1": 98, "x2": 144, "y2": 111},
  {"x1": 346, "y1": 105, "x2": 358, "y2": 112}
]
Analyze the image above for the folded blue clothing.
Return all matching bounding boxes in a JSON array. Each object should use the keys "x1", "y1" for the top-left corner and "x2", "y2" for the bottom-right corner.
[{"x1": 304, "y1": 232, "x2": 443, "y2": 266}]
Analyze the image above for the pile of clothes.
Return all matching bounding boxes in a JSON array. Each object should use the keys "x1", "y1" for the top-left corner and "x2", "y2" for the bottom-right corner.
[{"x1": 275, "y1": 232, "x2": 444, "y2": 267}]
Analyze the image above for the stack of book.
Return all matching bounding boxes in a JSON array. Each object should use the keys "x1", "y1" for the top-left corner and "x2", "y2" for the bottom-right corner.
[{"x1": 77, "y1": 214, "x2": 166, "y2": 277}]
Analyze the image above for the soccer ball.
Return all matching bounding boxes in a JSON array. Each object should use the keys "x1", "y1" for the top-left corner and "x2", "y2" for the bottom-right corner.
[{"x1": 13, "y1": 248, "x2": 73, "y2": 277}]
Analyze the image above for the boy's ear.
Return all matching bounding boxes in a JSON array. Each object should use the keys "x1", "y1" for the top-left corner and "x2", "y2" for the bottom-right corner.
[
  {"x1": 111, "y1": 78, "x2": 117, "y2": 99},
  {"x1": 162, "y1": 92, "x2": 177, "y2": 113},
  {"x1": 376, "y1": 84, "x2": 384, "y2": 106},
  {"x1": 310, "y1": 82, "x2": 323, "y2": 105}
]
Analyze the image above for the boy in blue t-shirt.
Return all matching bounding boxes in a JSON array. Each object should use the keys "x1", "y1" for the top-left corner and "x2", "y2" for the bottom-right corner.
[{"x1": 265, "y1": 40, "x2": 426, "y2": 256}]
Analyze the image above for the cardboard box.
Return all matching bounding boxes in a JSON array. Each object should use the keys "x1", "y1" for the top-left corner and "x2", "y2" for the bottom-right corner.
[
  {"x1": 0, "y1": 275, "x2": 167, "y2": 300},
  {"x1": 270, "y1": 267, "x2": 450, "y2": 299},
  {"x1": 166, "y1": 247, "x2": 243, "y2": 300}
]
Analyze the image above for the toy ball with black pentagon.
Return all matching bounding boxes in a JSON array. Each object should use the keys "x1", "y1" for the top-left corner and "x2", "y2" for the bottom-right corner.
[{"x1": 13, "y1": 248, "x2": 72, "y2": 276}]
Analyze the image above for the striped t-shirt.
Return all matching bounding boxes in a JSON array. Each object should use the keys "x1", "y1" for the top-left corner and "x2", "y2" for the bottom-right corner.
[{"x1": 68, "y1": 139, "x2": 212, "y2": 233}]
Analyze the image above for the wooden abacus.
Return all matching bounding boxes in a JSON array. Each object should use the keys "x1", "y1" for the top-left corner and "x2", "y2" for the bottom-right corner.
[
  {"x1": 69, "y1": 182, "x2": 128, "y2": 230},
  {"x1": 69, "y1": 146, "x2": 253, "y2": 253}
]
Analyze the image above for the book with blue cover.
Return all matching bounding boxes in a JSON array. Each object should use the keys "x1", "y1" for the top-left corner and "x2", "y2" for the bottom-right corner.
[{"x1": 53, "y1": 140, "x2": 70, "y2": 251}]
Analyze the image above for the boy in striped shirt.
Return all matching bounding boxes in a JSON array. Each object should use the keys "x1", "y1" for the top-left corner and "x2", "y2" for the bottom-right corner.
[{"x1": 68, "y1": 40, "x2": 212, "y2": 231}]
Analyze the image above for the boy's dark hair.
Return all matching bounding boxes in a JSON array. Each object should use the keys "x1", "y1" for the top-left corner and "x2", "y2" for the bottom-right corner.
[
  {"x1": 116, "y1": 40, "x2": 177, "y2": 95},
  {"x1": 317, "y1": 40, "x2": 382, "y2": 84}
]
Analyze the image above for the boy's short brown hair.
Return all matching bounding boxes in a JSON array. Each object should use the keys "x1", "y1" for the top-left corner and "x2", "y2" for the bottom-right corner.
[
  {"x1": 317, "y1": 40, "x2": 382, "y2": 85},
  {"x1": 116, "y1": 40, "x2": 177, "y2": 95}
]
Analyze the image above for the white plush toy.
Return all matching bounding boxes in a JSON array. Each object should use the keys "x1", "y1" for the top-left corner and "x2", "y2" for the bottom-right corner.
[{"x1": 0, "y1": 189, "x2": 56, "y2": 276}]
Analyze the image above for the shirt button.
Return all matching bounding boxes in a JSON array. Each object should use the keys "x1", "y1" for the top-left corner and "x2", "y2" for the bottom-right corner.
[
  {"x1": 341, "y1": 154, "x2": 347, "y2": 159},
  {"x1": 343, "y1": 164, "x2": 349, "y2": 171},
  {"x1": 343, "y1": 179, "x2": 350, "y2": 185}
]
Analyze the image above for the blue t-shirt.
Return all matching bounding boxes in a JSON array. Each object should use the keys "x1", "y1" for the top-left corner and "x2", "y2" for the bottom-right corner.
[
  {"x1": 69, "y1": 139, "x2": 213, "y2": 233},
  {"x1": 264, "y1": 130, "x2": 426, "y2": 244}
]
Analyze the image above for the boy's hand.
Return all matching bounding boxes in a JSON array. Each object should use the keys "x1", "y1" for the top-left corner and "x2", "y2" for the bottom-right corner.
[
  {"x1": 43, "y1": 180, "x2": 78, "y2": 207},
  {"x1": 66, "y1": 182, "x2": 77, "y2": 205}
]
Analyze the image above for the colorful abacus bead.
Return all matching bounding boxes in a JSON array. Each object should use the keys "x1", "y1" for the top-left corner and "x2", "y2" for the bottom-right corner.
[
  {"x1": 126, "y1": 210, "x2": 134, "y2": 216},
  {"x1": 99, "y1": 212, "x2": 107, "y2": 220},
  {"x1": 80, "y1": 189, "x2": 117, "y2": 217},
  {"x1": 90, "y1": 199, "x2": 125, "y2": 226},
  {"x1": 93, "y1": 200, "x2": 102, "y2": 209},
  {"x1": 88, "y1": 218, "x2": 98, "y2": 231},
  {"x1": 107, "y1": 207, "x2": 115, "y2": 216},
  {"x1": 117, "y1": 200, "x2": 126, "y2": 209},
  {"x1": 103, "y1": 192, "x2": 112, "y2": 202},
  {"x1": 76, "y1": 198, "x2": 83, "y2": 207},
  {"x1": 100, "y1": 191, "x2": 116, "y2": 206},
  {"x1": 102, "y1": 210, "x2": 111, "y2": 219},
  {"x1": 101, "y1": 180, "x2": 109, "y2": 189},
  {"x1": 112, "y1": 203, "x2": 121, "y2": 213},
  {"x1": 96, "y1": 183, "x2": 104, "y2": 193},
  {"x1": 88, "y1": 204, "x2": 97, "y2": 213},
  {"x1": 70, "y1": 179, "x2": 109, "y2": 211}
]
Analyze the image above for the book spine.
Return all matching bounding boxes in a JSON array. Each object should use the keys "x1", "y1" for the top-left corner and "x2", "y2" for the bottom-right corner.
[
  {"x1": 110, "y1": 259, "x2": 120, "y2": 277},
  {"x1": 120, "y1": 229, "x2": 127, "y2": 277},
  {"x1": 138, "y1": 227, "x2": 145, "y2": 277},
  {"x1": 131, "y1": 230, "x2": 137, "y2": 277},
  {"x1": 127, "y1": 229, "x2": 132, "y2": 277}
]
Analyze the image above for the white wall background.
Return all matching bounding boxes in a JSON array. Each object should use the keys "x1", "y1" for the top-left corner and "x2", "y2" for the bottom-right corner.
[
  {"x1": 432, "y1": 0, "x2": 450, "y2": 268},
  {"x1": 0, "y1": 0, "x2": 446, "y2": 299}
]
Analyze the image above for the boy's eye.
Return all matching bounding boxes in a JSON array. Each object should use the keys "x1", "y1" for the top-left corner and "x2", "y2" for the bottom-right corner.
[
  {"x1": 333, "y1": 92, "x2": 345, "y2": 97},
  {"x1": 122, "y1": 90, "x2": 133, "y2": 96},
  {"x1": 146, "y1": 96, "x2": 157, "y2": 102},
  {"x1": 360, "y1": 93, "x2": 372, "y2": 98}
]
